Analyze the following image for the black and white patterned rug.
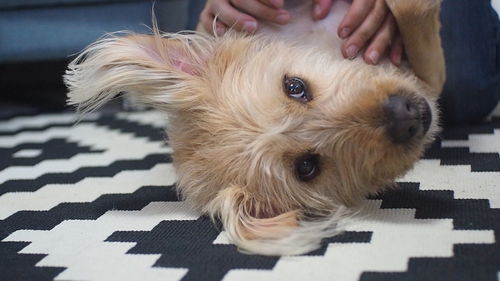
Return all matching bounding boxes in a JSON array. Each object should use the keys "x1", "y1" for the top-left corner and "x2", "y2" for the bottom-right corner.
[{"x1": 0, "y1": 108, "x2": 499, "y2": 281}]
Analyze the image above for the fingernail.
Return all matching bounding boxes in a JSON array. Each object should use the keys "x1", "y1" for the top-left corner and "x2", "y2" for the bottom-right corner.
[
  {"x1": 340, "y1": 27, "x2": 351, "y2": 38},
  {"x1": 243, "y1": 20, "x2": 257, "y2": 33},
  {"x1": 346, "y1": 45, "x2": 358, "y2": 59},
  {"x1": 215, "y1": 25, "x2": 225, "y2": 36},
  {"x1": 314, "y1": 4, "x2": 322, "y2": 18},
  {"x1": 276, "y1": 11, "x2": 290, "y2": 24},
  {"x1": 369, "y1": 51, "x2": 380, "y2": 64},
  {"x1": 393, "y1": 54, "x2": 401, "y2": 66}
]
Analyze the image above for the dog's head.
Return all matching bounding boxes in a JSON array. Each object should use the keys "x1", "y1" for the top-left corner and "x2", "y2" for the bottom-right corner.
[{"x1": 65, "y1": 31, "x2": 439, "y2": 255}]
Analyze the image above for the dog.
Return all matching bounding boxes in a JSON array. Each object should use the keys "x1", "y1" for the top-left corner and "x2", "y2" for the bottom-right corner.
[{"x1": 64, "y1": 0, "x2": 445, "y2": 255}]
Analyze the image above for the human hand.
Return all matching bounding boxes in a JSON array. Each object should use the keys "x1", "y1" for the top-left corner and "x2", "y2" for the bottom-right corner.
[
  {"x1": 335, "y1": 0, "x2": 403, "y2": 65},
  {"x1": 200, "y1": 0, "x2": 333, "y2": 35}
]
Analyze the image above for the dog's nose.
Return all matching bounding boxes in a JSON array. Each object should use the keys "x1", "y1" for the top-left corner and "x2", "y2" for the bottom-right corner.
[{"x1": 383, "y1": 95, "x2": 430, "y2": 144}]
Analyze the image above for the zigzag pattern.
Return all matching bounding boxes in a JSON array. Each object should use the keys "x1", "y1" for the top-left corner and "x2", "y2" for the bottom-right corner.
[{"x1": 0, "y1": 111, "x2": 498, "y2": 281}]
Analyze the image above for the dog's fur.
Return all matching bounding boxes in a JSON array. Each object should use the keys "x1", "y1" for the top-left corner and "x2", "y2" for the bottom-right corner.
[{"x1": 64, "y1": 0, "x2": 445, "y2": 255}]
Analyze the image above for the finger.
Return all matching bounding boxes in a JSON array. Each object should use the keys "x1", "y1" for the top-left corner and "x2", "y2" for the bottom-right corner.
[
  {"x1": 260, "y1": 0, "x2": 284, "y2": 9},
  {"x1": 212, "y1": 1, "x2": 259, "y2": 33},
  {"x1": 338, "y1": 0, "x2": 375, "y2": 39},
  {"x1": 200, "y1": 7, "x2": 228, "y2": 36},
  {"x1": 363, "y1": 14, "x2": 397, "y2": 65},
  {"x1": 231, "y1": 0, "x2": 290, "y2": 24},
  {"x1": 200, "y1": 8, "x2": 217, "y2": 34},
  {"x1": 341, "y1": 0, "x2": 388, "y2": 59},
  {"x1": 312, "y1": 0, "x2": 333, "y2": 20},
  {"x1": 390, "y1": 34, "x2": 404, "y2": 66}
]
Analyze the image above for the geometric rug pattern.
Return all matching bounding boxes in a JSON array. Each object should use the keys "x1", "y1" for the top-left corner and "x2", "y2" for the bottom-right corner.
[{"x1": 1, "y1": 110, "x2": 498, "y2": 281}]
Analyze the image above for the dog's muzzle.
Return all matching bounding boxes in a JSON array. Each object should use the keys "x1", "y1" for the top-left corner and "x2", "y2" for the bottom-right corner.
[{"x1": 383, "y1": 95, "x2": 432, "y2": 144}]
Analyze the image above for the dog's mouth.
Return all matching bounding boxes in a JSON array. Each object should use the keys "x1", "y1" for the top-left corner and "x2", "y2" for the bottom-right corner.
[
  {"x1": 420, "y1": 99, "x2": 432, "y2": 134},
  {"x1": 383, "y1": 95, "x2": 432, "y2": 144}
]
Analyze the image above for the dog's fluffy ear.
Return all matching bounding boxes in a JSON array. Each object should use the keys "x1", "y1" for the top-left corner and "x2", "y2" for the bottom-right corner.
[
  {"x1": 209, "y1": 185, "x2": 298, "y2": 242},
  {"x1": 64, "y1": 32, "x2": 215, "y2": 113},
  {"x1": 207, "y1": 185, "x2": 348, "y2": 256}
]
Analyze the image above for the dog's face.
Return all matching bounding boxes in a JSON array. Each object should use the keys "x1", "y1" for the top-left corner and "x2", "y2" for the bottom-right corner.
[
  {"x1": 65, "y1": 31, "x2": 439, "y2": 254},
  {"x1": 170, "y1": 34, "x2": 437, "y2": 201}
]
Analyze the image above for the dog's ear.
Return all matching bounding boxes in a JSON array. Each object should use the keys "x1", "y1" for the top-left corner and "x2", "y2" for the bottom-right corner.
[
  {"x1": 64, "y1": 32, "x2": 215, "y2": 113},
  {"x1": 208, "y1": 185, "x2": 348, "y2": 255},
  {"x1": 209, "y1": 185, "x2": 299, "y2": 242}
]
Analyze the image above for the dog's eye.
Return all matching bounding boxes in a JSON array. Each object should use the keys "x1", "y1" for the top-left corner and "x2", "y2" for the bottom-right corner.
[
  {"x1": 284, "y1": 77, "x2": 311, "y2": 102},
  {"x1": 295, "y1": 154, "x2": 320, "y2": 181}
]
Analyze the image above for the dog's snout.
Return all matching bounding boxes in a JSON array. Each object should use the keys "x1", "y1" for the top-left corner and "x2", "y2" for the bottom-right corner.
[{"x1": 383, "y1": 95, "x2": 430, "y2": 144}]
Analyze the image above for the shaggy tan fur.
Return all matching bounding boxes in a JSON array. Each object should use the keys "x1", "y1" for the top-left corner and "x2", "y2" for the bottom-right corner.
[{"x1": 65, "y1": 0, "x2": 445, "y2": 255}]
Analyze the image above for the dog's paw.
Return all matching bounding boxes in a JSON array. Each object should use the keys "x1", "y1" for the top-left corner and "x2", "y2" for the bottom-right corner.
[{"x1": 385, "y1": 0, "x2": 441, "y2": 19}]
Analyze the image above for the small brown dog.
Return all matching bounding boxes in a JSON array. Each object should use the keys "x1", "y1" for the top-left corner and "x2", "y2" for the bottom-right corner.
[{"x1": 65, "y1": 0, "x2": 444, "y2": 255}]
